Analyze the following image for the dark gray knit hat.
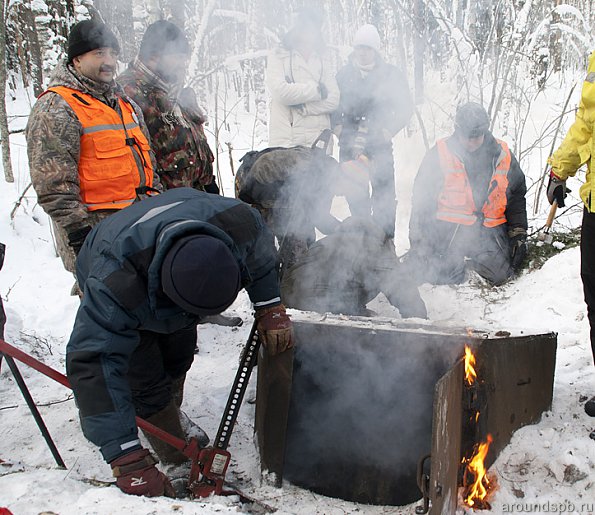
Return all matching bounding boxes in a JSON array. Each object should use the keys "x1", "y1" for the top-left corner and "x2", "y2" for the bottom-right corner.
[
  {"x1": 161, "y1": 234, "x2": 241, "y2": 316},
  {"x1": 67, "y1": 20, "x2": 120, "y2": 62},
  {"x1": 139, "y1": 20, "x2": 190, "y2": 60},
  {"x1": 455, "y1": 102, "x2": 490, "y2": 138}
]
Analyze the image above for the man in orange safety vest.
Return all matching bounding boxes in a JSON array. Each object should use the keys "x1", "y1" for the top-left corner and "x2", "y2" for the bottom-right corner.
[
  {"x1": 26, "y1": 20, "x2": 161, "y2": 278},
  {"x1": 407, "y1": 103, "x2": 528, "y2": 286}
]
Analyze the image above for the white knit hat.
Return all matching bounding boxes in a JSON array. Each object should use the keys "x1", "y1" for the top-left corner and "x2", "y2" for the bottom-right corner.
[{"x1": 353, "y1": 24, "x2": 381, "y2": 52}]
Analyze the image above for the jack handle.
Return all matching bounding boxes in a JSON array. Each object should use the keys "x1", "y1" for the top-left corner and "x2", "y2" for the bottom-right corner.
[{"x1": 0, "y1": 338, "x2": 198, "y2": 460}]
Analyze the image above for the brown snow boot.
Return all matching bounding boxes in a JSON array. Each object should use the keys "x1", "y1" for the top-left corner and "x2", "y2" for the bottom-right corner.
[
  {"x1": 142, "y1": 401, "x2": 189, "y2": 466},
  {"x1": 171, "y1": 374, "x2": 210, "y2": 448},
  {"x1": 171, "y1": 374, "x2": 186, "y2": 409}
]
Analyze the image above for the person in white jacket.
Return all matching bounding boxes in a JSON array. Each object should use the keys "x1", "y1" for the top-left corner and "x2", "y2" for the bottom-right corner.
[{"x1": 266, "y1": 7, "x2": 339, "y2": 148}]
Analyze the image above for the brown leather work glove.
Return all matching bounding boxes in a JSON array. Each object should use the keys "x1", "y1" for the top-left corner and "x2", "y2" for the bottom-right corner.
[
  {"x1": 255, "y1": 304, "x2": 294, "y2": 356},
  {"x1": 110, "y1": 448, "x2": 175, "y2": 498}
]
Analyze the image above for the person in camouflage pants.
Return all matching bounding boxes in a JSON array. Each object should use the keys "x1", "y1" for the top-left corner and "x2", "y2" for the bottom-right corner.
[
  {"x1": 26, "y1": 20, "x2": 161, "y2": 277},
  {"x1": 117, "y1": 20, "x2": 217, "y2": 193}
]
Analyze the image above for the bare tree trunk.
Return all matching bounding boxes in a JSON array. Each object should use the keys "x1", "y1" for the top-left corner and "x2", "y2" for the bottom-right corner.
[
  {"x1": 549, "y1": 0, "x2": 563, "y2": 73},
  {"x1": 0, "y1": 0, "x2": 14, "y2": 182},
  {"x1": 17, "y1": 1, "x2": 43, "y2": 97},
  {"x1": 187, "y1": 0, "x2": 218, "y2": 86},
  {"x1": 413, "y1": 0, "x2": 425, "y2": 104},
  {"x1": 144, "y1": 0, "x2": 162, "y2": 24},
  {"x1": 94, "y1": 0, "x2": 136, "y2": 62},
  {"x1": 164, "y1": 0, "x2": 188, "y2": 27},
  {"x1": 46, "y1": 0, "x2": 75, "y2": 48}
]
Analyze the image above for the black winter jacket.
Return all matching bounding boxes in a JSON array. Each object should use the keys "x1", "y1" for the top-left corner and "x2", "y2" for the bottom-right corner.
[
  {"x1": 409, "y1": 133, "x2": 528, "y2": 253},
  {"x1": 333, "y1": 54, "x2": 413, "y2": 154},
  {"x1": 66, "y1": 188, "x2": 279, "y2": 462}
]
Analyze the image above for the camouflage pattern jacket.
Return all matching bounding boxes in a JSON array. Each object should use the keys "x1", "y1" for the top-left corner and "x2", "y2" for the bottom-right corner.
[
  {"x1": 26, "y1": 60, "x2": 161, "y2": 273},
  {"x1": 117, "y1": 59, "x2": 215, "y2": 190}
]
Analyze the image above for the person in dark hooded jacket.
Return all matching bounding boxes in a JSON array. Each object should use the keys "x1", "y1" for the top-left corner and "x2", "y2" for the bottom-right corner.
[
  {"x1": 281, "y1": 217, "x2": 427, "y2": 318},
  {"x1": 408, "y1": 103, "x2": 528, "y2": 286},
  {"x1": 333, "y1": 24, "x2": 413, "y2": 239},
  {"x1": 66, "y1": 188, "x2": 292, "y2": 498}
]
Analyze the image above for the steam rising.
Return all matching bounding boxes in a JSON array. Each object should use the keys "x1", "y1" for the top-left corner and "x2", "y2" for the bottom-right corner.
[{"x1": 283, "y1": 321, "x2": 463, "y2": 505}]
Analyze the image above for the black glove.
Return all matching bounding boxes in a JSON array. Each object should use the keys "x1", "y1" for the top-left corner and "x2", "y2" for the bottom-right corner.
[
  {"x1": 510, "y1": 234, "x2": 527, "y2": 271},
  {"x1": 318, "y1": 82, "x2": 328, "y2": 100},
  {"x1": 67, "y1": 225, "x2": 92, "y2": 256},
  {"x1": 0, "y1": 242, "x2": 5, "y2": 271},
  {"x1": 546, "y1": 171, "x2": 568, "y2": 208}
]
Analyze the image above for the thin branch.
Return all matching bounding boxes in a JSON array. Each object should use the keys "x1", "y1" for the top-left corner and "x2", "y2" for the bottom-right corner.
[
  {"x1": 528, "y1": 201, "x2": 583, "y2": 237},
  {"x1": 0, "y1": 394, "x2": 74, "y2": 411},
  {"x1": 532, "y1": 83, "x2": 578, "y2": 215},
  {"x1": 10, "y1": 182, "x2": 32, "y2": 220},
  {"x1": 3, "y1": 278, "x2": 20, "y2": 301}
]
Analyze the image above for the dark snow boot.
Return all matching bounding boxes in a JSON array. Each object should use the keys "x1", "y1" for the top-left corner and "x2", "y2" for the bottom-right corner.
[
  {"x1": 171, "y1": 374, "x2": 210, "y2": 448},
  {"x1": 142, "y1": 401, "x2": 190, "y2": 466},
  {"x1": 585, "y1": 396, "x2": 595, "y2": 417},
  {"x1": 179, "y1": 410, "x2": 210, "y2": 448},
  {"x1": 171, "y1": 374, "x2": 186, "y2": 409}
]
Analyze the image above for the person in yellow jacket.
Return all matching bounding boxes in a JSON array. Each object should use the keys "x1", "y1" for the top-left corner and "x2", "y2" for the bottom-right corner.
[
  {"x1": 26, "y1": 20, "x2": 161, "y2": 277},
  {"x1": 547, "y1": 51, "x2": 595, "y2": 417}
]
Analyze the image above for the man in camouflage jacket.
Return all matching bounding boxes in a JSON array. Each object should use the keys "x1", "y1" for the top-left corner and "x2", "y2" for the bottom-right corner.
[
  {"x1": 26, "y1": 20, "x2": 161, "y2": 275},
  {"x1": 236, "y1": 144, "x2": 341, "y2": 275},
  {"x1": 117, "y1": 20, "x2": 216, "y2": 193}
]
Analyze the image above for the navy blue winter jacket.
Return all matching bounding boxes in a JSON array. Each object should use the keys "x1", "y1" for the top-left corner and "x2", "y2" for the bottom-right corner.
[{"x1": 66, "y1": 188, "x2": 280, "y2": 462}]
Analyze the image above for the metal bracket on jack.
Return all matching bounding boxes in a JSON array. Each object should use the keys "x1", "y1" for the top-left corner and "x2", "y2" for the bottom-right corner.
[{"x1": 189, "y1": 320, "x2": 260, "y2": 498}]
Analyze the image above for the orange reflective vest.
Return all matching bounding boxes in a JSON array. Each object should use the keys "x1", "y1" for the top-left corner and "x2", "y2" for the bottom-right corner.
[
  {"x1": 47, "y1": 86, "x2": 155, "y2": 211},
  {"x1": 435, "y1": 138, "x2": 511, "y2": 228}
]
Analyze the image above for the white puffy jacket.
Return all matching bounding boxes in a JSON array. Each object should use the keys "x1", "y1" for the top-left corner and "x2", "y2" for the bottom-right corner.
[{"x1": 266, "y1": 46, "x2": 339, "y2": 148}]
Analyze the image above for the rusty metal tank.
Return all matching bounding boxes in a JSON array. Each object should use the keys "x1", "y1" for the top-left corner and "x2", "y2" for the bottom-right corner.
[{"x1": 255, "y1": 313, "x2": 557, "y2": 512}]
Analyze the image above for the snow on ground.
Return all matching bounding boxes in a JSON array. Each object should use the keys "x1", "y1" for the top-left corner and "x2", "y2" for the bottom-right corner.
[{"x1": 1, "y1": 80, "x2": 594, "y2": 514}]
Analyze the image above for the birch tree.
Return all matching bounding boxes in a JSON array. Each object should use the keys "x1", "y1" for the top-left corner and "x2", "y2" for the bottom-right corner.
[
  {"x1": 0, "y1": 0, "x2": 14, "y2": 182},
  {"x1": 93, "y1": 0, "x2": 136, "y2": 61}
]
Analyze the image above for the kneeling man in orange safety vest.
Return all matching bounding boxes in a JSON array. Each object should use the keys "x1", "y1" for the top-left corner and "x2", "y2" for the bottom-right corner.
[{"x1": 407, "y1": 102, "x2": 528, "y2": 286}]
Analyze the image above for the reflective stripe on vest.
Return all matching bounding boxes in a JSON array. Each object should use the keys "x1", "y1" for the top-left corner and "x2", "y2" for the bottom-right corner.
[
  {"x1": 435, "y1": 138, "x2": 510, "y2": 228},
  {"x1": 46, "y1": 86, "x2": 155, "y2": 211}
]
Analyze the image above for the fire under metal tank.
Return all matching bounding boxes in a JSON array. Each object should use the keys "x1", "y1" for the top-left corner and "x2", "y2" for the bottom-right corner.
[{"x1": 255, "y1": 312, "x2": 557, "y2": 513}]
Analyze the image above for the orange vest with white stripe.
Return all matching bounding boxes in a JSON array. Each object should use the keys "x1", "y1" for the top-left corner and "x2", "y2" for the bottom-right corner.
[
  {"x1": 46, "y1": 86, "x2": 155, "y2": 211},
  {"x1": 435, "y1": 138, "x2": 511, "y2": 228}
]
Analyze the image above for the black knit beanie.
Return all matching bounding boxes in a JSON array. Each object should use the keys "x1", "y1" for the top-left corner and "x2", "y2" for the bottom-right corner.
[
  {"x1": 161, "y1": 234, "x2": 241, "y2": 316},
  {"x1": 139, "y1": 21, "x2": 190, "y2": 60},
  {"x1": 67, "y1": 20, "x2": 120, "y2": 63}
]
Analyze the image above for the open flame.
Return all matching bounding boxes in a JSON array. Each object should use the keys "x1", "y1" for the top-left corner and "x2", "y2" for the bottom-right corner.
[
  {"x1": 462, "y1": 434, "x2": 493, "y2": 509},
  {"x1": 464, "y1": 345, "x2": 477, "y2": 385},
  {"x1": 461, "y1": 344, "x2": 494, "y2": 509}
]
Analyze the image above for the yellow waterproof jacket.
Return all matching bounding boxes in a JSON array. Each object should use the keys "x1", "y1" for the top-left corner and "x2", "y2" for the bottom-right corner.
[{"x1": 549, "y1": 51, "x2": 595, "y2": 211}]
